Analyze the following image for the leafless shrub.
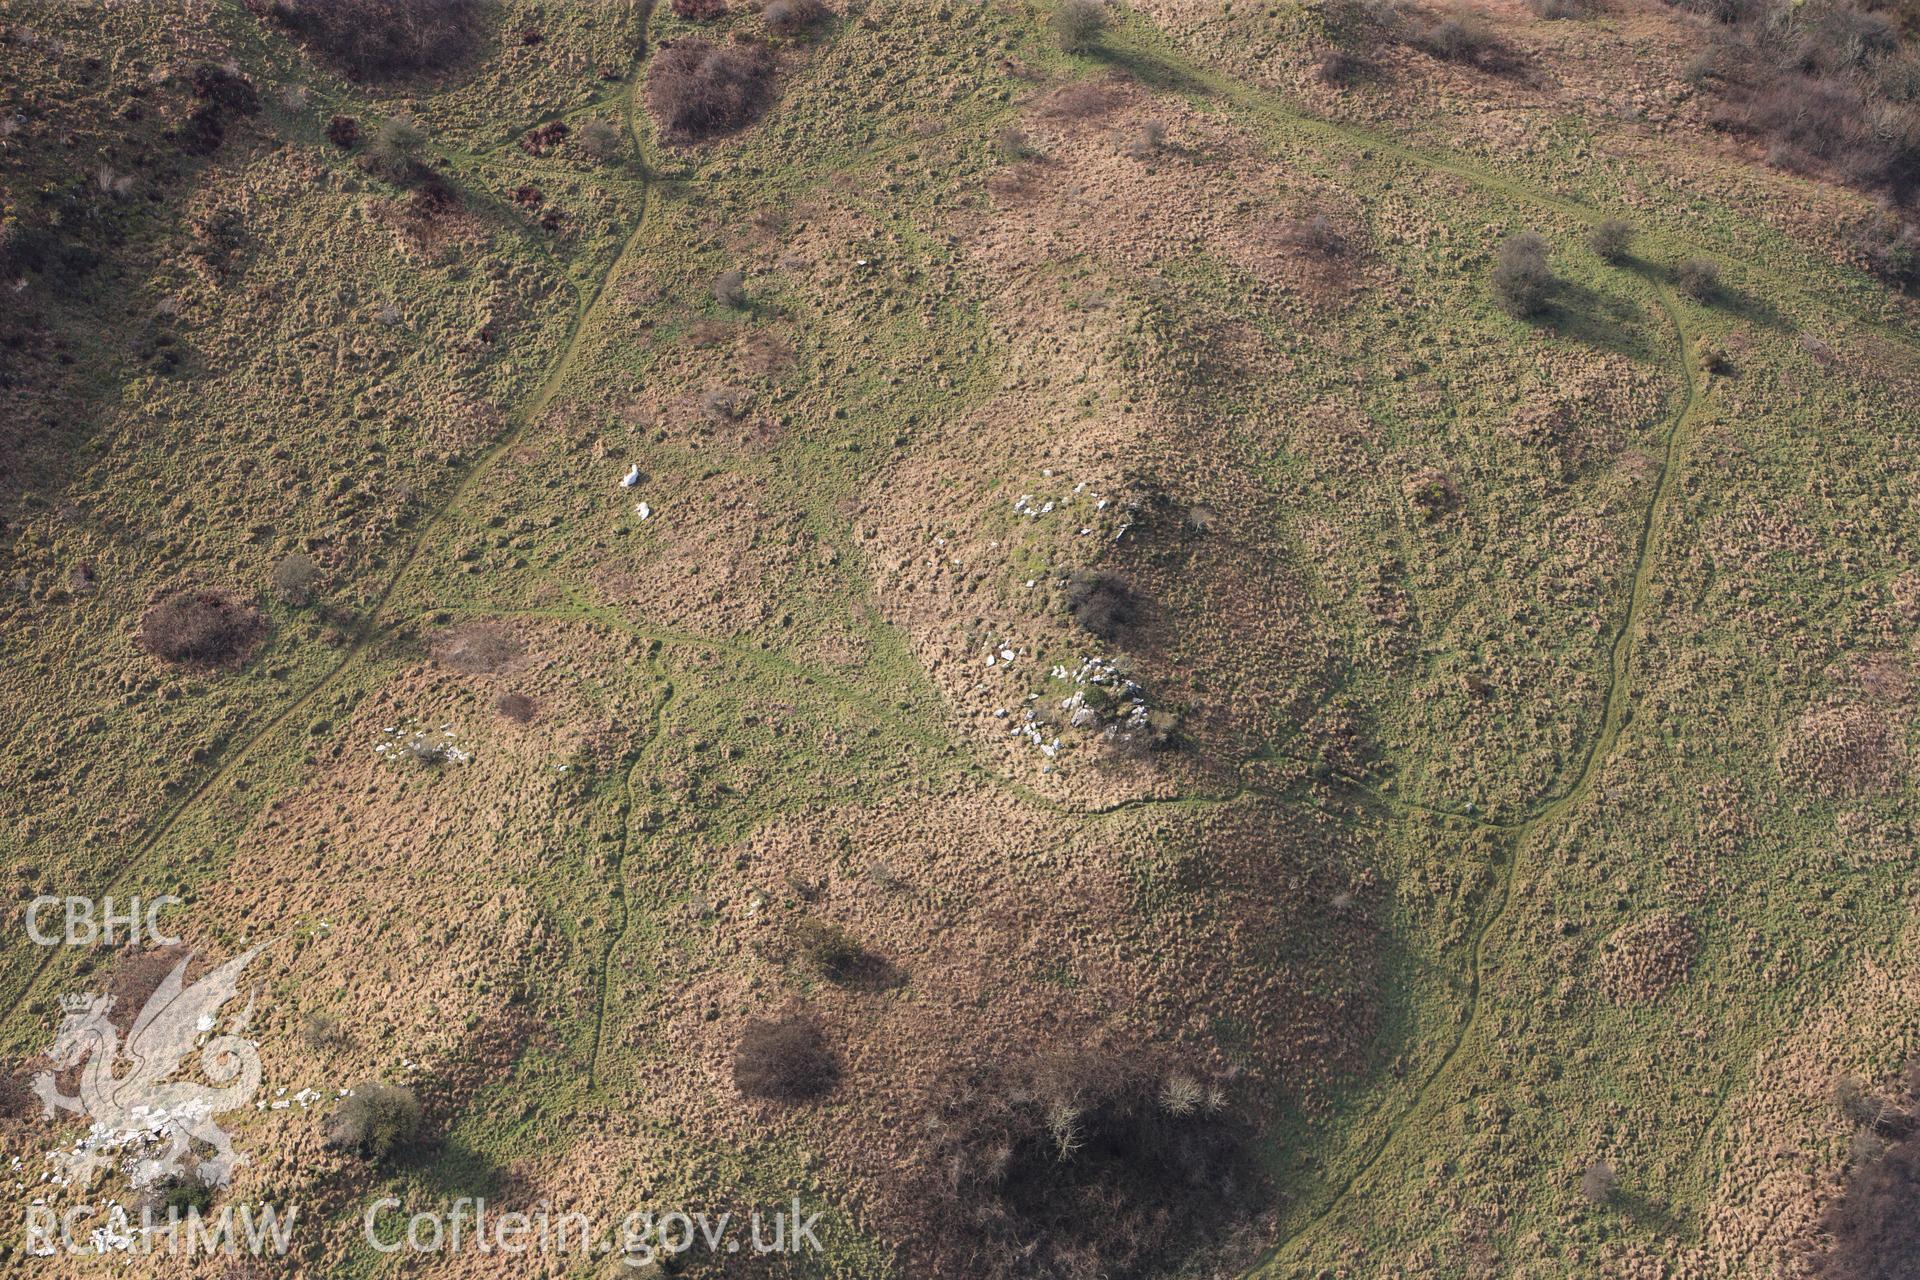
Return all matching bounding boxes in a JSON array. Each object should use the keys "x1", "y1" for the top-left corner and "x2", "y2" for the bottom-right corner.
[
  {"x1": 495, "y1": 691, "x2": 538, "y2": 723},
  {"x1": 673, "y1": 0, "x2": 728, "y2": 17},
  {"x1": 1062, "y1": 569, "x2": 1142, "y2": 642},
  {"x1": 431, "y1": 621, "x2": 521, "y2": 673},
  {"x1": 1529, "y1": 0, "x2": 1597, "y2": 17},
  {"x1": 1675, "y1": 255, "x2": 1721, "y2": 300},
  {"x1": 139, "y1": 590, "x2": 265, "y2": 667},
  {"x1": 1695, "y1": 336, "x2": 1733, "y2": 374},
  {"x1": 763, "y1": 0, "x2": 831, "y2": 37},
  {"x1": 646, "y1": 38, "x2": 775, "y2": 145},
  {"x1": 265, "y1": 0, "x2": 485, "y2": 80},
  {"x1": 1816, "y1": 1061, "x2": 1920, "y2": 1279},
  {"x1": 994, "y1": 126, "x2": 1034, "y2": 162},
  {"x1": 909, "y1": 1050, "x2": 1254, "y2": 1280},
  {"x1": 1408, "y1": 9, "x2": 1518, "y2": 72},
  {"x1": 1315, "y1": 48, "x2": 1367, "y2": 84},
  {"x1": 325, "y1": 1083, "x2": 423, "y2": 1159},
  {"x1": 270, "y1": 552, "x2": 320, "y2": 605},
  {"x1": 1051, "y1": 0, "x2": 1108, "y2": 53},
  {"x1": 578, "y1": 117, "x2": 625, "y2": 162},
  {"x1": 1282, "y1": 210, "x2": 1351, "y2": 259},
  {"x1": 1123, "y1": 119, "x2": 1167, "y2": 158},
  {"x1": 1579, "y1": 1158, "x2": 1617, "y2": 1205},
  {"x1": 1589, "y1": 217, "x2": 1634, "y2": 262},
  {"x1": 713, "y1": 268, "x2": 747, "y2": 308},
  {"x1": 733, "y1": 1013, "x2": 837, "y2": 1101},
  {"x1": 368, "y1": 115, "x2": 426, "y2": 178},
  {"x1": 1492, "y1": 230, "x2": 1554, "y2": 316}
]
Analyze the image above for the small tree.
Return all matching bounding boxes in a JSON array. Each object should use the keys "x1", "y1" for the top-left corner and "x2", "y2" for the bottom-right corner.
[
  {"x1": 791, "y1": 918, "x2": 865, "y2": 981},
  {"x1": 369, "y1": 115, "x2": 426, "y2": 177},
  {"x1": 763, "y1": 0, "x2": 831, "y2": 37},
  {"x1": 1676, "y1": 256, "x2": 1720, "y2": 301},
  {"x1": 577, "y1": 118, "x2": 624, "y2": 163},
  {"x1": 1491, "y1": 231, "x2": 1554, "y2": 317},
  {"x1": 1589, "y1": 218, "x2": 1633, "y2": 263},
  {"x1": 270, "y1": 552, "x2": 320, "y2": 606},
  {"x1": 1051, "y1": 0, "x2": 1108, "y2": 53},
  {"x1": 1579, "y1": 1158, "x2": 1617, "y2": 1205},
  {"x1": 326, "y1": 1083, "x2": 423, "y2": 1160}
]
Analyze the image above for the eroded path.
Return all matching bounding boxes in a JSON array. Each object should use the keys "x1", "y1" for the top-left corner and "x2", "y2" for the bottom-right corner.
[{"x1": 1256, "y1": 282, "x2": 1702, "y2": 1266}]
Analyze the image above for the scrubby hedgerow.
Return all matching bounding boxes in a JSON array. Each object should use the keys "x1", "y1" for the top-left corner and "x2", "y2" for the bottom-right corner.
[
  {"x1": 261, "y1": 0, "x2": 485, "y2": 80},
  {"x1": 910, "y1": 1049, "x2": 1255, "y2": 1280},
  {"x1": 1672, "y1": 0, "x2": 1920, "y2": 215}
]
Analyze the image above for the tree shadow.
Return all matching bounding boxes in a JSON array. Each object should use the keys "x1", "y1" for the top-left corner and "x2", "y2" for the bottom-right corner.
[
  {"x1": 1539, "y1": 280, "x2": 1658, "y2": 362},
  {"x1": 1087, "y1": 41, "x2": 1221, "y2": 99},
  {"x1": 1612, "y1": 1187, "x2": 1696, "y2": 1241}
]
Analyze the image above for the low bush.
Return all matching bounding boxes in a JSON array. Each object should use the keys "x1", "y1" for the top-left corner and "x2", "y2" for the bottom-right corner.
[
  {"x1": 673, "y1": 0, "x2": 728, "y2": 17},
  {"x1": 1062, "y1": 569, "x2": 1142, "y2": 642},
  {"x1": 265, "y1": 0, "x2": 485, "y2": 80},
  {"x1": 646, "y1": 38, "x2": 775, "y2": 144},
  {"x1": 325, "y1": 114, "x2": 361, "y2": 149},
  {"x1": 733, "y1": 1013, "x2": 837, "y2": 1101}
]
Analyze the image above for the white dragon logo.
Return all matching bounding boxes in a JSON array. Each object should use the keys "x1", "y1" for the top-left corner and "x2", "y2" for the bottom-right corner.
[{"x1": 32, "y1": 948, "x2": 263, "y2": 1190}]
